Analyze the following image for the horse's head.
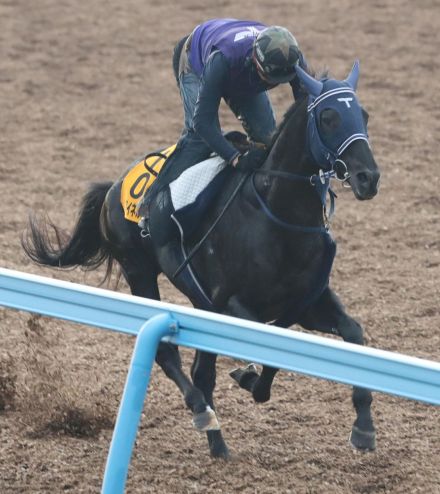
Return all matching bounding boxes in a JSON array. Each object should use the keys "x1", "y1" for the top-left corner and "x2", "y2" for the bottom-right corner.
[{"x1": 296, "y1": 62, "x2": 380, "y2": 200}]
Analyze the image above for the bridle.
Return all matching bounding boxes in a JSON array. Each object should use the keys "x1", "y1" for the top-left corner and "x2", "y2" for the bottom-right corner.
[
  {"x1": 251, "y1": 77, "x2": 371, "y2": 232},
  {"x1": 252, "y1": 166, "x2": 343, "y2": 234},
  {"x1": 306, "y1": 87, "x2": 369, "y2": 175},
  {"x1": 334, "y1": 158, "x2": 351, "y2": 188}
]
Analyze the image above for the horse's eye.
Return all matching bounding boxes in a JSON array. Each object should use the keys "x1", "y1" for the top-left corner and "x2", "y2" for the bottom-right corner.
[{"x1": 320, "y1": 109, "x2": 341, "y2": 133}]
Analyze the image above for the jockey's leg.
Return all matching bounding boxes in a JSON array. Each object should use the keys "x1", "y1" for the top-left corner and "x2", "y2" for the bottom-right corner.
[
  {"x1": 137, "y1": 66, "x2": 203, "y2": 218},
  {"x1": 179, "y1": 70, "x2": 199, "y2": 131}
]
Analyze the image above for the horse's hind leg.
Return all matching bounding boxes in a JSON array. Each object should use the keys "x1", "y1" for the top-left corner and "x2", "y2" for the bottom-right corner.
[
  {"x1": 299, "y1": 286, "x2": 376, "y2": 451},
  {"x1": 103, "y1": 190, "x2": 217, "y2": 442},
  {"x1": 191, "y1": 350, "x2": 229, "y2": 459},
  {"x1": 118, "y1": 251, "x2": 207, "y2": 421},
  {"x1": 121, "y1": 252, "x2": 226, "y2": 456}
]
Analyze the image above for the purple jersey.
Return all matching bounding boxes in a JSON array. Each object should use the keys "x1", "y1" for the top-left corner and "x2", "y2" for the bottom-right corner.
[{"x1": 189, "y1": 18, "x2": 266, "y2": 78}]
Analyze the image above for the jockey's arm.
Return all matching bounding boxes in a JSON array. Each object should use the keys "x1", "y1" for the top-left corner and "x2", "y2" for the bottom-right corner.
[{"x1": 193, "y1": 51, "x2": 240, "y2": 165}]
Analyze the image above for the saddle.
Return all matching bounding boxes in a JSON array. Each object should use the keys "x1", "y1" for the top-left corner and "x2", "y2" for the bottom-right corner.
[{"x1": 120, "y1": 131, "x2": 249, "y2": 231}]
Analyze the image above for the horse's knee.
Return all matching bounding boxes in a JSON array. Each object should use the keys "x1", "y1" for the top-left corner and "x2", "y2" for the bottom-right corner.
[{"x1": 339, "y1": 317, "x2": 364, "y2": 345}]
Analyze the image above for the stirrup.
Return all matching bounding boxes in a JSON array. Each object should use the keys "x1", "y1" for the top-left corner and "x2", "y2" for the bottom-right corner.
[{"x1": 138, "y1": 217, "x2": 150, "y2": 238}]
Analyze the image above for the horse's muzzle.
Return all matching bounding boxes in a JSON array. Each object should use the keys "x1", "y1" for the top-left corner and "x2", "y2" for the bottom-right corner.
[{"x1": 352, "y1": 169, "x2": 381, "y2": 200}]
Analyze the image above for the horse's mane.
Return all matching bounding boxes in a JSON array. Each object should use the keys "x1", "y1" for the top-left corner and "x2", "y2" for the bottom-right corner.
[
  {"x1": 269, "y1": 94, "x2": 307, "y2": 147},
  {"x1": 269, "y1": 68, "x2": 329, "y2": 149}
]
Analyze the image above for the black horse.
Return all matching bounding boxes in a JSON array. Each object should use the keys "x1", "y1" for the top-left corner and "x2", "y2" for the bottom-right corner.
[{"x1": 22, "y1": 62, "x2": 380, "y2": 459}]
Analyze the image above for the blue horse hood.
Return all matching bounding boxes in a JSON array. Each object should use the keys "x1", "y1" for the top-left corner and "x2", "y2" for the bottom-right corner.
[
  {"x1": 310, "y1": 78, "x2": 368, "y2": 156},
  {"x1": 296, "y1": 62, "x2": 370, "y2": 168}
]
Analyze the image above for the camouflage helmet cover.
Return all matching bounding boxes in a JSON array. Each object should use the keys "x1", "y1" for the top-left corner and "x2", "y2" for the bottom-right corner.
[{"x1": 253, "y1": 26, "x2": 301, "y2": 84}]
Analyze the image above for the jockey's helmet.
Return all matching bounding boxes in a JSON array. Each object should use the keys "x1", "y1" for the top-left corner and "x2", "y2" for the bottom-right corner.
[{"x1": 253, "y1": 26, "x2": 301, "y2": 84}]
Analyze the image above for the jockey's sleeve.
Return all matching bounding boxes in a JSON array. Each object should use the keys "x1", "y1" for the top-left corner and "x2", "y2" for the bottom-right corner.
[
  {"x1": 193, "y1": 51, "x2": 240, "y2": 164},
  {"x1": 290, "y1": 52, "x2": 309, "y2": 100}
]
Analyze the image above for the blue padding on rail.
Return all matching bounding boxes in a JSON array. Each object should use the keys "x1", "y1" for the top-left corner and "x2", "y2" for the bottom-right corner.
[{"x1": 0, "y1": 267, "x2": 439, "y2": 405}]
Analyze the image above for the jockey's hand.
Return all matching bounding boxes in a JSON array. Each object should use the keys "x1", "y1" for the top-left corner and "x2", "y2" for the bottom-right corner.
[{"x1": 233, "y1": 147, "x2": 267, "y2": 172}]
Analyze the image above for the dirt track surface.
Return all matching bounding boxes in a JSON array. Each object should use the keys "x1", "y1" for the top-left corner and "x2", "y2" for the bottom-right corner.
[{"x1": 1, "y1": 0, "x2": 439, "y2": 493}]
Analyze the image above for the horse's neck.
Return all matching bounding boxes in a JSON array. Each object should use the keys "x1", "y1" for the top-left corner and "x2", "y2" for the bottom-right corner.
[
  {"x1": 259, "y1": 98, "x2": 323, "y2": 226},
  {"x1": 265, "y1": 98, "x2": 309, "y2": 174}
]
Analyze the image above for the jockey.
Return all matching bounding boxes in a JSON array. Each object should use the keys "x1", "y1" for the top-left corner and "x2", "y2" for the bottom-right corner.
[{"x1": 138, "y1": 18, "x2": 307, "y2": 220}]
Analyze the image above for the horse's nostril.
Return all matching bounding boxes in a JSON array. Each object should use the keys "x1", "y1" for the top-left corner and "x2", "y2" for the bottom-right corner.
[
  {"x1": 354, "y1": 170, "x2": 380, "y2": 199},
  {"x1": 357, "y1": 172, "x2": 368, "y2": 184}
]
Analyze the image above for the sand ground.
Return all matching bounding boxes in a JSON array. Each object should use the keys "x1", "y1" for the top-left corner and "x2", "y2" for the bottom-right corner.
[{"x1": 1, "y1": 0, "x2": 439, "y2": 492}]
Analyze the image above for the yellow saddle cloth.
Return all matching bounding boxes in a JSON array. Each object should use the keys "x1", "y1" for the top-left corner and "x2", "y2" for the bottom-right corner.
[{"x1": 120, "y1": 144, "x2": 176, "y2": 223}]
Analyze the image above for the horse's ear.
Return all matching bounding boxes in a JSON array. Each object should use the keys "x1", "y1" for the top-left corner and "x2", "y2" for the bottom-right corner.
[
  {"x1": 295, "y1": 65, "x2": 323, "y2": 97},
  {"x1": 345, "y1": 60, "x2": 360, "y2": 90}
]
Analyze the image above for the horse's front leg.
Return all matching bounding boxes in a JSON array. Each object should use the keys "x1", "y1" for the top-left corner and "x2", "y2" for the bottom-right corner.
[
  {"x1": 226, "y1": 296, "x2": 280, "y2": 403},
  {"x1": 299, "y1": 286, "x2": 376, "y2": 451},
  {"x1": 230, "y1": 364, "x2": 278, "y2": 403}
]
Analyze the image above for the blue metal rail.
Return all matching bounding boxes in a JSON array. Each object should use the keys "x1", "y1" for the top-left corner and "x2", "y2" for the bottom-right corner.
[{"x1": 1, "y1": 267, "x2": 439, "y2": 493}]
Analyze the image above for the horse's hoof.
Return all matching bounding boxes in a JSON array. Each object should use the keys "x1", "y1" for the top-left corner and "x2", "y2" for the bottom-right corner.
[
  {"x1": 192, "y1": 406, "x2": 220, "y2": 431},
  {"x1": 210, "y1": 443, "x2": 230, "y2": 460},
  {"x1": 252, "y1": 385, "x2": 271, "y2": 403},
  {"x1": 229, "y1": 364, "x2": 259, "y2": 390},
  {"x1": 349, "y1": 425, "x2": 376, "y2": 451}
]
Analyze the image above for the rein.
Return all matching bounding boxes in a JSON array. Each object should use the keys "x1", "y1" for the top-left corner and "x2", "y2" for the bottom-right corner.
[
  {"x1": 173, "y1": 172, "x2": 248, "y2": 279},
  {"x1": 173, "y1": 164, "x2": 340, "y2": 280},
  {"x1": 252, "y1": 168, "x2": 338, "y2": 233}
]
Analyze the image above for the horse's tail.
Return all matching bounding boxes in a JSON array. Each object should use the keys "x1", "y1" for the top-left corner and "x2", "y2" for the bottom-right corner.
[{"x1": 22, "y1": 181, "x2": 115, "y2": 281}]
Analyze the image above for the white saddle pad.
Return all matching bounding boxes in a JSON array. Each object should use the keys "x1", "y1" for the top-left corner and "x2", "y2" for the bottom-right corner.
[{"x1": 169, "y1": 155, "x2": 226, "y2": 211}]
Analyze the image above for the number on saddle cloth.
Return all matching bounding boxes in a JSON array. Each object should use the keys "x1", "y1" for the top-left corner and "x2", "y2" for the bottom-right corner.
[{"x1": 120, "y1": 144, "x2": 176, "y2": 224}]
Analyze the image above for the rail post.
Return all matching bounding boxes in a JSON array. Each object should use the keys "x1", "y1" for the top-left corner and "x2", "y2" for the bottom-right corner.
[{"x1": 101, "y1": 313, "x2": 177, "y2": 494}]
